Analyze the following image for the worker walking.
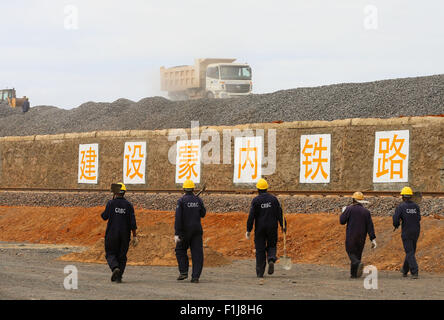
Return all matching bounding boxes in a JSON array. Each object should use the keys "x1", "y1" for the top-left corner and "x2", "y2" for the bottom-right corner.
[
  {"x1": 393, "y1": 187, "x2": 421, "y2": 279},
  {"x1": 246, "y1": 178, "x2": 285, "y2": 278},
  {"x1": 101, "y1": 183, "x2": 138, "y2": 283},
  {"x1": 340, "y1": 192, "x2": 377, "y2": 278},
  {"x1": 174, "y1": 179, "x2": 206, "y2": 283}
]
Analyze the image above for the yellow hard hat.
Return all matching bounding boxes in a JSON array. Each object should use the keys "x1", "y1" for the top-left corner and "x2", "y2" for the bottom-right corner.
[
  {"x1": 118, "y1": 182, "x2": 126, "y2": 192},
  {"x1": 256, "y1": 178, "x2": 268, "y2": 190},
  {"x1": 352, "y1": 191, "x2": 369, "y2": 204},
  {"x1": 400, "y1": 186, "x2": 413, "y2": 196},
  {"x1": 183, "y1": 179, "x2": 195, "y2": 190}
]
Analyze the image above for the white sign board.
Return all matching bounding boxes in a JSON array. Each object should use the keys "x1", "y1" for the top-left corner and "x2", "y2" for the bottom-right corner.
[
  {"x1": 175, "y1": 139, "x2": 201, "y2": 184},
  {"x1": 123, "y1": 141, "x2": 147, "y2": 184},
  {"x1": 78, "y1": 144, "x2": 99, "y2": 184},
  {"x1": 373, "y1": 130, "x2": 409, "y2": 183},
  {"x1": 233, "y1": 136, "x2": 263, "y2": 184},
  {"x1": 299, "y1": 134, "x2": 331, "y2": 183}
]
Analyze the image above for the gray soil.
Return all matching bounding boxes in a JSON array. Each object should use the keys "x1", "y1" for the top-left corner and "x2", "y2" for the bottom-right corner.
[
  {"x1": 0, "y1": 244, "x2": 443, "y2": 300},
  {"x1": 1, "y1": 74, "x2": 443, "y2": 137}
]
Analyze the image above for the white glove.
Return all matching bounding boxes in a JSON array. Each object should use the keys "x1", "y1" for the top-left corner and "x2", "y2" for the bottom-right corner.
[
  {"x1": 131, "y1": 236, "x2": 139, "y2": 247},
  {"x1": 245, "y1": 231, "x2": 251, "y2": 240},
  {"x1": 371, "y1": 239, "x2": 377, "y2": 249},
  {"x1": 174, "y1": 235, "x2": 181, "y2": 244},
  {"x1": 341, "y1": 206, "x2": 347, "y2": 213}
]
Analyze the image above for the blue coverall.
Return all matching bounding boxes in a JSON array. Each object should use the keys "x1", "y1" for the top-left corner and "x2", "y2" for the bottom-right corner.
[
  {"x1": 101, "y1": 196, "x2": 137, "y2": 277},
  {"x1": 247, "y1": 191, "x2": 284, "y2": 278},
  {"x1": 393, "y1": 200, "x2": 421, "y2": 275},
  {"x1": 340, "y1": 203, "x2": 376, "y2": 277},
  {"x1": 174, "y1": 192, "x2": 206, "y2": 280}
]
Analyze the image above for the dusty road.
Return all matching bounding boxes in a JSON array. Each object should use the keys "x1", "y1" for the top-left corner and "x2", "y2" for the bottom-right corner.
[{"x1": 0, "y1": 244, "x2": 442, "y2": 300}]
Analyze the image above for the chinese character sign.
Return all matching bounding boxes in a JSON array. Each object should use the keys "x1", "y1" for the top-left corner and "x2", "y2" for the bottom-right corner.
[
  {"x1": 123, "y1": 142, "x2": 147, "y2": 184},
  {"x1": 78, "y1": 144, "x2": 99, "y2": 184},
  {"x1": 373, "y1": 130, "x2": 409, "y2": 183},
  {"x1": 299, "y1": 134, "x2": 331, "y2": 183},
  {"x1": 233, "y1": 136, "x2": 262, "y2": 184},
  {"x1": 176, "y1": 139, "x2": 201, "y2": 184}
]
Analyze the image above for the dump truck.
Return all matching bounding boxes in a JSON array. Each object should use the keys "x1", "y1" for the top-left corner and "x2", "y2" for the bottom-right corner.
[
  {"x1": 160, "y1": 58, "x2": 252, "y2": 100},
  {"x1": 0, "y1": 88, "x2": 29, "y2": 109}
]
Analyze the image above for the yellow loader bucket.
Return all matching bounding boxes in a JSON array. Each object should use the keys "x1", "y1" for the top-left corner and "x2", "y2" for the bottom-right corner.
[{"x1": 8, "y1": 97, "x2": 27, "y2": 108}]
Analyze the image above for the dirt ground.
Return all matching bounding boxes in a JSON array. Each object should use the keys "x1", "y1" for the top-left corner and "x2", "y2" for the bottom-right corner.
[
  {"x1": 1, "y1": 245, "x2": 443, "y2": 300},
  {"x1": 0, "y1": 206, "x2": 443, "y2": 273},
  {"x1": 0, "y1": 206, "x2": 443, "y2": 300}
]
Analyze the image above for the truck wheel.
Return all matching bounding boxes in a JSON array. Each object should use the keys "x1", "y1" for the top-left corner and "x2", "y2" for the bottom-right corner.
[{"x1": 206, "y1": 92, "x2": 214, "y2": 99}]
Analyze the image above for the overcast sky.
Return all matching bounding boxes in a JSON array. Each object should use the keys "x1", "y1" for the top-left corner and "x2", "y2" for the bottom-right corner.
[{"x1": 1, "y1": 0, "x2": 444, "y2": 109}]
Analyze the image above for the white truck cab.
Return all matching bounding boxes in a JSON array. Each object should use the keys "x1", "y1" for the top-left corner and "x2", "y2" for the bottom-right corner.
[{"x1": 205, "y1": 63, "x2": 252, "y2": 98}]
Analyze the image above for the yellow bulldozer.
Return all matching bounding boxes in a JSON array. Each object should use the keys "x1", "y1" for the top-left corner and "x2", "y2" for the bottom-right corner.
[{"x1": 0, "y1": 88, "x2": 29, "y2": 108}]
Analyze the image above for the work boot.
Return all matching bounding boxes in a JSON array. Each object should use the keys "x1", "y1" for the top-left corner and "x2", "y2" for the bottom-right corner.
[
  {"x1": 356, "y1": 263, "x2": 364, "y2": 278},
  {"x1": 191, "y1": 278, "x2": 199, "y2": 283},
  {"x1": 177, "y1": 273, "x2": 188, "y2": 281},
  {"x1": 400, "y1": 267, "x2": 408, "y2": 278},
  {"x1": 267, "y1": 261, "x2": 274, "y2": 275},
  {"x1": 411, "y1": 273, "x2": 419, "y2": 279},
  {"x1": 111, "y1": 268, "x2": 121, "y2": 282}
]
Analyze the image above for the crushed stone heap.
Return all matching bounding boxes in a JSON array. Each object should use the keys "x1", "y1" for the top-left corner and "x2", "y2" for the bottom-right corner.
[{"x1": 0, "y1": 74, "x2": 443, "y2": 137}]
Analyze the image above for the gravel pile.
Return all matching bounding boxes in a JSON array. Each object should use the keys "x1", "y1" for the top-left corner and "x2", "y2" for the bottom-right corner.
[
  {"x1": 0, "y1": 102, "x2": 22, "y2": 118},
  {"x1": 1, "y1": 191, "x2": 443, "y2": 216},
  {"x1": 0, "y1": 74, "x2": 443, "y2": 137}
]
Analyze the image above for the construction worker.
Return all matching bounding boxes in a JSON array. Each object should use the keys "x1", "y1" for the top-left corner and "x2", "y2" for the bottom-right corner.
[
  {"x1": 174, "y1": 179, "x2": 206, "y2": 283},
  {"x1": 393, "y1": 186, "x2": 421, "y2": 279},
  {"x1": 340, "y1": 192, "x2": 377, "y2": 278},
  {"x1": 246, "y1": 178, "x2": 285, "y2": 278},
  {"x1": 101, "y1": 183, "x2": 138, "y2": 283},
  {"x1": 22, "y1": 98, "x2": 30, "y2": 113}
]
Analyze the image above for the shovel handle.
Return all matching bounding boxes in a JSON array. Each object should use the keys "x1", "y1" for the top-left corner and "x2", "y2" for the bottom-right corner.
[
  {"x1": 282, "y1": 202, "x2": 287, "y2": 253},
  {"x1": 283, "y1": 231, "x2": 287, "y2": 254},
  {"x1": 195, "y1": 183, "x2": 207, "y2": 197}
]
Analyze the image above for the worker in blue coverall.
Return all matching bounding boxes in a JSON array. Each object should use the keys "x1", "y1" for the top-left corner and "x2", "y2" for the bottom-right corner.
[
  {"x1": 174, "y1": 179, "x2": 206, "y2": 283},
  {"x1": 340, "y1": 192, "x2": 377, "y2": 278},
  {"x1": 101, "y1": 183, "x2": 138, "y2": 283},
  {"x1": 393, "y1": 186, "x2": 421, "y2": 279},
  {"x1": 246, "y1": 178, "x2": 286, "y2": 278}
]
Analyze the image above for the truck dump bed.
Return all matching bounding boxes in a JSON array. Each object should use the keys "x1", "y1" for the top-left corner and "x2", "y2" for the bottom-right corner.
[{"x1": 160, "y1": 58, "x2": 236, "y2": 92}]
